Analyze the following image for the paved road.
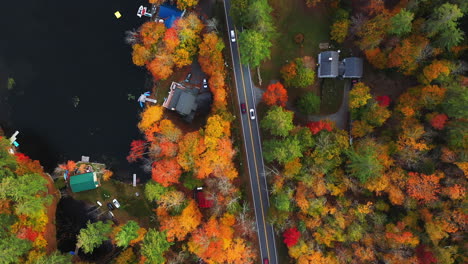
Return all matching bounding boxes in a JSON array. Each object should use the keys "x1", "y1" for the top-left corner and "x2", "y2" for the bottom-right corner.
[{"x1": 222, "y1": 1, "x2": 278, "y2": 263}]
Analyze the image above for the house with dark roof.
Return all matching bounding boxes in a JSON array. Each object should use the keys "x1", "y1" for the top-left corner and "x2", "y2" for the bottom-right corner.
[
  {"x1": 318, "y1": 51, "x2": 340, "y2": 78},
  {"x1": 163, "y1": 82, "x2": 198, "y2": 118},
  {"x1": 318, "y1": 51, "x2": 363, "y2": 79},
  {"x1": 158, "y1": 4, "x2": 184, "y2": 28},
  {"x1": 69, "y1": 172, "x2": 99, "y2": 193}
]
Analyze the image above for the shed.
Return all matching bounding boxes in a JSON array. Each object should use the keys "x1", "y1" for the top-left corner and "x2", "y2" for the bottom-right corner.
[
  {"x1": 196, "y1": 191, "x2": 213, "y2": 208},
  {"x1": 317, "y1": 51, "x2": 339, "y2": 78},
  {"x1": 70, "y1": 172, "x2": 99, "y2": 193}
]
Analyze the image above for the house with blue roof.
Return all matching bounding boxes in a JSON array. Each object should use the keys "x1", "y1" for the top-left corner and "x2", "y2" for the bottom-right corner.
[{"x1": 158, "y1": 4, "x2": 184, "y2": 28}]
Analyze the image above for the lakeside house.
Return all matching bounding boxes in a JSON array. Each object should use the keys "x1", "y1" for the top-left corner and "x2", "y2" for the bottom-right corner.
[
  {"x1": 158, "y1": 4, "x2": 184, "y2": 28},
  {"x1": 69, "y1": 172, "x2": 100, "y2": 193},
  {"x1": 318, "y1": 51, "x2": 363, "y2": 79},
  {"x1": 163, "y1": 82, "x2": 198, "y2": 119}
]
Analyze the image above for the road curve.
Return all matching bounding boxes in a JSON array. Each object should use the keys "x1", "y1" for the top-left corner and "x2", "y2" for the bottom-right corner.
[{"x1": 222, "y1": 1, "x2": 278, "y2": 263}]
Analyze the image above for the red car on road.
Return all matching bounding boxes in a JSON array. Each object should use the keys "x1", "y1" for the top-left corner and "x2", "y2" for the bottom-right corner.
[{"x1": 240, "y1": 103, "x2": 246, "y2": 114}]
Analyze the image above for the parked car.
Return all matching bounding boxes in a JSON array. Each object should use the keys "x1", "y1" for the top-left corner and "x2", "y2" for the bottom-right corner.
[
  {"x1": 249, "y1": 109, "x2": 255, "y2": 120},
  {"x1": 263, "y1": 258, "x2": 269, "y2": 264},
  {"x1": 241, "y1": 103, "x2": 246, "y2": 114},
  {"x1": 230, "y1": 30, "x2": 236, "y2": 42},
  {"x1": 96, "y1": 201, "x2": 102, "y2": 207},
  {"x1": 185, "y1": 73, "x2": 192, "y2": 82},
  {"x1": 202, "y1": 78, "x2": 208, "y2": 89},
  {"x1": 107, "y1": 202, "x2": 115, "y2": 211},
  {"x1": 112, "y1": 199, "x2": 121, "y2": 209}
]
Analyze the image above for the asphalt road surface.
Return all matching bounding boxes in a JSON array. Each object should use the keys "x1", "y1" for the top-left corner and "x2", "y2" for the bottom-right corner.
[{"x1": 222, "y1": 1, "x2": 278, "y2": 263}]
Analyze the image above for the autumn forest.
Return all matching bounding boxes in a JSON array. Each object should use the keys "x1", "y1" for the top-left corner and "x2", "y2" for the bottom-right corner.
[{"x1": 0, "y1": 0, "x2": 467, "y2": 263}]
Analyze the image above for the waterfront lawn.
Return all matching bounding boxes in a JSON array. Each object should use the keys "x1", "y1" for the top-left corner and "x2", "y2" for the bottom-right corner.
[
  {"x1": 259, "y1": 0, "x2": 332, "y2": 85},
  {"x1": 72, "y1": 179, "x2": 155, "y2": 228},
  {"x1": 320, "y1": 78, "x2": 345, "y2": 114}
]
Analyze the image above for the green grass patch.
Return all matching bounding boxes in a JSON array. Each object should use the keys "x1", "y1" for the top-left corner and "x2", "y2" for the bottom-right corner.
[
  {"x1": 260, "y1": 0, "x2": 332, "y2": 84},
  {"x1": 71, "y1": 180, "x2": 155, "y2": 228},
  {"x1": 320, "y1": 79, "x2": 345, "y2": 114}
]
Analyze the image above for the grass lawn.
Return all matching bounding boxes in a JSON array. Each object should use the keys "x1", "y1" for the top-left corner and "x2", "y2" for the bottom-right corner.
[
  {"x1": 260, "y1": 0, "x2": 332, "y2": 85},
  {"x1": 320, "y1": 78, "x2": 345, "y2": 114},
  {"x1": 72, "y1": 179, "x2": 155, "y2": 228}
]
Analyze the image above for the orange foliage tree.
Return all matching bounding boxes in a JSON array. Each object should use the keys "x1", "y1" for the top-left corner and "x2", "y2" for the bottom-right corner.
[
  {"x1": 188, "y1": 214, "x2": 235, "y2": 263},
  {"x1": 151, "y1": 158, "x2": 182, "y2": 187},
  {"x1": 387, "y1": 35, "x2": 429, "y2": 75},
  {"x1": 365, "y1": 48, "x2": 388, "y2": 69},
  {"x1": 198, "y1": 32, "x2": 226, "y2": 110},
  {"x1": 419, "y1": 60, "x2": 451, "y2": 84},
  {"x1": 139, "y1": 22, "x2": 166, "y2": 47},
  {"x1": 262, "y1": 82, "x2": 288, "y2": 107},
  {"x1": 157, "y1": 200, "x2": 202, "y2": 242},
  {"x1": 163, "y1": 28, "x2": 179, "y2": 53},
  {"x1": 406, "y1": 172, "x2": 442, "y2": 204},
  {"x1": 146, "y1": 53, "x2": 174, "y2": 80}
]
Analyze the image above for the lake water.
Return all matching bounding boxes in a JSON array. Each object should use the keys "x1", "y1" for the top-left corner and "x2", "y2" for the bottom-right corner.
[{"x1": 0, "y1": 0, "x2": 150, "y2": 178}]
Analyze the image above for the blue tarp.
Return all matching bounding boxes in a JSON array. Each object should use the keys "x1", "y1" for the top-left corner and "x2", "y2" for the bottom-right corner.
[{"x1": 159, "y1": 5, "x2": 183, "y2": 28}]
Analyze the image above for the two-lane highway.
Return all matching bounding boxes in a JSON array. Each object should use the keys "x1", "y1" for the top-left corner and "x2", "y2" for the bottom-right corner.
[{"x1": 222, "y1": 1, "x2": 278, "y2": 263}]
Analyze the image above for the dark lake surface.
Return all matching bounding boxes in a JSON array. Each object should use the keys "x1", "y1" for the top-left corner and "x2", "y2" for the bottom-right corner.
[{"x1": 0, "y1": 0, "x2": 150, "y2": 178}]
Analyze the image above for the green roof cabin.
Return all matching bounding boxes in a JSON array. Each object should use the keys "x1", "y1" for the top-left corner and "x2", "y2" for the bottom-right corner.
[{"x1": 70, "y1": 172, "x2": 100, "y2": 193}]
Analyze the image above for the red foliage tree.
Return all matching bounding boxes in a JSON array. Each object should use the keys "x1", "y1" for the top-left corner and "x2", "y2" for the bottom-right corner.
[
  {"x1": 416, "y1": 245, "x2": 437, "y2": 264},
  {"x1": 151, "y1": 158, "x2": 182, "y2": 187},
  {"x1": 262, "y1": 82, "x2": 288, "y2": 107},
  {"x1": 283, "y1": 227, "x2": 301, "y2": 247},
  {"x1": 17, "y1": 227, "x2": 39, "y2": 242},
  {"x1": 306, "y1": 120, "x2": 333, "y2": 135},
  {"x1": 376, "y1": 95, "x2": 391, "y2": 107},
  {"x1": 430, "y1": 114, "x2": 448, "y2": 130},
  {"x1": 127, "y1": 140, "x2": 147, "y2": 163},
  {"x1": 14, "y1": 153, "x2": 44, "y2": 175}
]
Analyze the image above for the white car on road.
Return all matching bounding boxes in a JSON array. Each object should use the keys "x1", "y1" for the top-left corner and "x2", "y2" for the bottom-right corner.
[
  {"x1": 249, "y1": 109, "x2": 255, "y2": 120},
  {"x1": 230, "y1": 30, "x2": 236, "y2": 42}
]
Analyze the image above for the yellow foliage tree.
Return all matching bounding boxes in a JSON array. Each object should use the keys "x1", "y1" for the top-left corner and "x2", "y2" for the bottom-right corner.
[
  {"x1": 102, "y1": 170, "x2": 113, "y2": 181},
  {"x1": 349, "y1": 82, "x2": 371, "y2": 109},
  {"x1": 138, "y1": 105, "x2": 163, "y2": 132},
  {"x1": 330, "y1": 19, "x2": 349, "y2": 43}
]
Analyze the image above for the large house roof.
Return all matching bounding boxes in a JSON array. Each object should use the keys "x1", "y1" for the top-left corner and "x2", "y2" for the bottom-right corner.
[
  {"x1": 318, "y1": 51, "x2": 340, "y2": 78},
  {"x1": 163, "y1": 82, "x2": 198, "y2": 116},
  {"x1": 70, "y1": 172, "x2": 99, "y2": 193},
  {"x1": 318, "y1": 51, "x2": 363, "y2": 79}
]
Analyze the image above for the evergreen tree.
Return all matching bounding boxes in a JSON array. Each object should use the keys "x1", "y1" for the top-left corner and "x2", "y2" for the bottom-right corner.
[
  {"x1": 389, "y1": 9, "x2": 414, "y2": 36},
  {"x1": 141, "y1": 229, "x2": 173, "y2": 264},
  {"x1": 261, "y1": 106, "x2": 294, "y2": 137},
  {"x1": 76, "y1": 221, "x2": 112, "y2": 254}
]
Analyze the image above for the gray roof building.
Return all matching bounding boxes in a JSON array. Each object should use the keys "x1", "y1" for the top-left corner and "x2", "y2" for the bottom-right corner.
[
  {"x1": 318, "y1": 51, "x2": 340, "y2": 78},
  {"x1": 163, "y1": 82, "x2": 198, "y2": 116},
  {"x1": 342, "y1": 57, "x2": 363, "y2": 78},
  {"x1": 318, "y1": 51, "x2": 363, "y2": 79}
]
